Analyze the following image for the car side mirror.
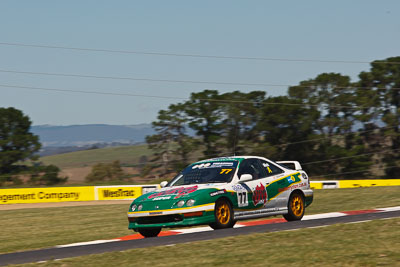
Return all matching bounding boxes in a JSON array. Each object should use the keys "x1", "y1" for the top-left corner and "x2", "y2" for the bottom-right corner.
[
  {"x1": 239, "y1": 174, "x2": 252, "y2": 182},
  {"x1": 160, "y1": 181, "x2": 168, "y2": 188}
]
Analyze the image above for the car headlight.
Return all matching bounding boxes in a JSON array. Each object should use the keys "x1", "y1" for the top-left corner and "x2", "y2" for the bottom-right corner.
[
  {"x1": 186, "y1": 199, "x2": 195, "y2": 206},
  {"x1": 131, "y1": 204, "x2": 137, "y2": 211},
  {"x1": 138, "y1": 204, "x2": 143, "y2": 211},
  {"x1": 177, "y1": 200, "x2": 185, "y2": 207}
]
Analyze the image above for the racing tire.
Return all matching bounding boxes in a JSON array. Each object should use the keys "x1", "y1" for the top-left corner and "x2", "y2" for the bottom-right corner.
[
  {"x1": 138, "y1": 227, "x2": 162, "y2": 238},
  {"x1": 283, "y1": 191, "x2": 305, "y2": 221},
  {"x1": 210, "y1": 199, "x2": 236, "y2": 230}
]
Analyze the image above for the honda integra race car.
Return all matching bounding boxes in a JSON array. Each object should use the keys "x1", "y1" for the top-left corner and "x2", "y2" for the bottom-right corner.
[{"x1": 127, "y1": 156, "x2": 313, "y2": 237}]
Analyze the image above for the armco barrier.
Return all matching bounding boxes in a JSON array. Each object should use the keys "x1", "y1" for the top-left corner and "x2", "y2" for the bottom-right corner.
[{"x1": 0, "y1": 180, "x2": 399, "y2": 204}]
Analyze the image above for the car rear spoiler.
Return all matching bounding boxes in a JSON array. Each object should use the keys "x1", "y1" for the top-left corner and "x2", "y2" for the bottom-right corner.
[{"x1": 277, "y1": 161, "x2": 302, "y2": 171}]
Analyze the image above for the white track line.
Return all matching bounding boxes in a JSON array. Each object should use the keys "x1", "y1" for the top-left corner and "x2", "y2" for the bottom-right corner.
[
  {"x1": 346, "y1": 220, "x2": 372, "y2": 224},
  {"x1": 56, "y1": 239, "x2": 118, "y2": 248},
  {"x1": 176, "y1": 226, "x2": 213, "y2": 234},
  {"x1": 171, "y1": 224, "x2": 245, "y2": 235},
  {"x1": 302, "y1": 212, "x2": 346, "y2": 220},
  {"x1": 378, "y1": 206, "x2": 400, "y2": 212}
]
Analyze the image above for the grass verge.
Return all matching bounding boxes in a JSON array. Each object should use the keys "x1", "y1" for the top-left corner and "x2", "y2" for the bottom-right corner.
[
  {"x1": 0, "y1": 186, "x2": 399, "y2": 254},
  {"x1": 15, "y1": 218, "x2": 400, "y2": 267},
  {"x1": 0, "y1": 204, "x2": 130, "y2": 254}
]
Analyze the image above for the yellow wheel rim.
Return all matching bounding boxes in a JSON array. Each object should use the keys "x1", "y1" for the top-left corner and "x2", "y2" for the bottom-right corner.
[
  {"x1": 291, "y1": 195, "x2": 304, "y2": 217},
  {"x1": 216, "y1": 202, "x2": 230, "y2": 224}
]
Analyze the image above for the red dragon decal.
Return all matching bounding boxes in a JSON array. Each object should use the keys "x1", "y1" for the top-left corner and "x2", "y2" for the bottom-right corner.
[{"x1": 252, "y1": 183, "x2": 268, "y2": 206}]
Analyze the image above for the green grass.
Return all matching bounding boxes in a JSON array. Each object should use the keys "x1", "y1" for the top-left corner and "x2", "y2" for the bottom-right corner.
[
  {"x1": 40, "y1": 144, "x2": 153, "y2": 168},
  {"x1": 0, "y1": 204, "x2": 130, "y2": 254},
  {"x1": 306, "y1": 186, "x2": 400, "y2": 214},
  {"x1": 0, "y1": 186, "x2": 399, "y2": 255},
  {"x1": 15, "y1": 218, "x2": 400, "y2": 267}
]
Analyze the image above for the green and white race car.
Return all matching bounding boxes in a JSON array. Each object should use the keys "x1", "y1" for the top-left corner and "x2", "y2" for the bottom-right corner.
[{"x1": 128, "y1": 156, "x2": 313, "y2": 237}]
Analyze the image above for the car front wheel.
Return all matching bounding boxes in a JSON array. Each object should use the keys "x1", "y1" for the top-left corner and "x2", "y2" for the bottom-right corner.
[
  {"x1": 283, "y1": 191, "x2": 305, "y2": 221},
  {"x1": 138, "y1": 227, "x2": 162, "y2": 238},
  {"x1": 210, "y1": 199, "x2": 236, "y2": 229}
]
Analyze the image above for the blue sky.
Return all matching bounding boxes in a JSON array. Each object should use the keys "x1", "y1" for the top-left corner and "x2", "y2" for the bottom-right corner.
[{"x1": 0, "y1": 0, "x2": 399, "y2": 125}]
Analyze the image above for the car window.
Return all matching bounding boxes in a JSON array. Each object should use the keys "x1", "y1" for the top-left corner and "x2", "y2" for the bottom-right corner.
[
  {"x1": 168, "y1": 161, "x2": 238, "y2": 186},
  {"x1": 237, "y1": 159, "x2": 267, "y2": 180},
  {"x1": 259, "y1": 159, "x2": 284, "y2": 176}
]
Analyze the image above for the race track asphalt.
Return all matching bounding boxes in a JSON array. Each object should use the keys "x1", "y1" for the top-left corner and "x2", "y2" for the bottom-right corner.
[{"x1": 1, "y1": 210, "x2": 399, "y2": 266}]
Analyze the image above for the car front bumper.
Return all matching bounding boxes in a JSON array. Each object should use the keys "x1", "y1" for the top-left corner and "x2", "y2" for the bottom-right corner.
[{"x1": 127, "y1": 203, "x2": 215, "y2": 230}]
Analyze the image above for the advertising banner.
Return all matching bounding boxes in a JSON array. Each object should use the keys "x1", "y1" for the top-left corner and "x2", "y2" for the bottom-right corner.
[
  {"x1": 1, "y1": 179, "x2": 398, "y2": 204},
  {"x1": 339, "y1": 179, "x2": 400, "y2": 188},
  {"x1": 0, "y1": 186, "x2": 95, "y2": 204},
  {"x1": 95, "y1": 185, "x2": 158, "y2": 200}
]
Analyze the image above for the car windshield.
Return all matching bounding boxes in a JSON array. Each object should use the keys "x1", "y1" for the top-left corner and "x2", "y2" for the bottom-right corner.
[{"x1": 168, "y1": 161, "x2": 238, "y2": 186}]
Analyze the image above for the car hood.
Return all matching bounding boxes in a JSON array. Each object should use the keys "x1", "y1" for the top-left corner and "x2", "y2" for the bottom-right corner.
[{"x1": 135, "y1": 183, "x2": 227, "y2": 203}]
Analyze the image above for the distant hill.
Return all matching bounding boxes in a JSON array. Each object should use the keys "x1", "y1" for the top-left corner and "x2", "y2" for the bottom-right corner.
[
  {"x1": 40, "y1": 144, "x2": 153, "y2": 168},
  {"x1": 31, "y1": 124, "x2": 155, "y2": 148}
]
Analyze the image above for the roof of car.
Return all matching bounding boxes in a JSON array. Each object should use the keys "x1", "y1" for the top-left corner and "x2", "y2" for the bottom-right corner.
[{"x1": 195, "y1": 156, "x2": 265, "y2": 163}]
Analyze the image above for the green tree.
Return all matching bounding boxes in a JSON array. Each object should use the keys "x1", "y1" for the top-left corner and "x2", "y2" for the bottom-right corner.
[
  {"x1": 0, "y1": 107, "x2": 41, "y2": 176},
  {"x1": 146, "y1": 103, "x2": 197, "y2": 172},
  {"x1": 220, "y1": 91, "x2": 266, "y2": 156},
  {"x1": 253, "y1": 96, "x2": 320, "y2": 162},
  {"x1": 288, "y1": 73, "x2": 356, "y2": 135},
  {"x1": 357, "y1": 57, "x2": 400, "y2": 177},
  {"x1": 29, "y1": 164, "x2": 68, "y2": 185},
  {"x1": 185, "y1": 90, "x2": 224, "y2": 157},
  {"x1": 287, "y1": 73, "x2": 373, "y2": 178},
  {"x1": 85, "y1": 160, "x2": 125, "y2": 182},
  {"x1": 144, "y1": 57, "x2": 400, "y2": 179}
]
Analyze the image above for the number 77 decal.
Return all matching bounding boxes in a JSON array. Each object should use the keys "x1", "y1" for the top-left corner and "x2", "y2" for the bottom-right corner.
[
  {"x1": 220, "y1": 169, "x2": 232, "y2": 174},
  {"x1": 237, "y1": 190, "x2": 248, "y2": 207}
]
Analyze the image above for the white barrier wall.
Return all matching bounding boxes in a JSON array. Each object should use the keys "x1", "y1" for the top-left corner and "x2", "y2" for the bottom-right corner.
[{"x1": 310, "y1": 179, "x2": 400, "y2": 189}]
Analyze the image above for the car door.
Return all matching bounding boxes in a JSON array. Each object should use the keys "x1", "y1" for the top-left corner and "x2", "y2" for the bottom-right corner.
[
  {"x1": 237, "y1": 158, "x2": 272, "y2": 209},
  {"x1": 258, "y1": 159, "x2": 288, "y2": 209}
]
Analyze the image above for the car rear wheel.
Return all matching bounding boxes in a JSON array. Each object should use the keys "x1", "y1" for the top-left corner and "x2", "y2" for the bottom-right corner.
[
  {"x1": 210, "y1": 199, "x2": 236, "y2": 229},
  {"x1": 283, "y1": 191, "x2": 305, "y2": 221},
  {"x1": 138, "y1": 227, "x2": 162, "y2": 238}
]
